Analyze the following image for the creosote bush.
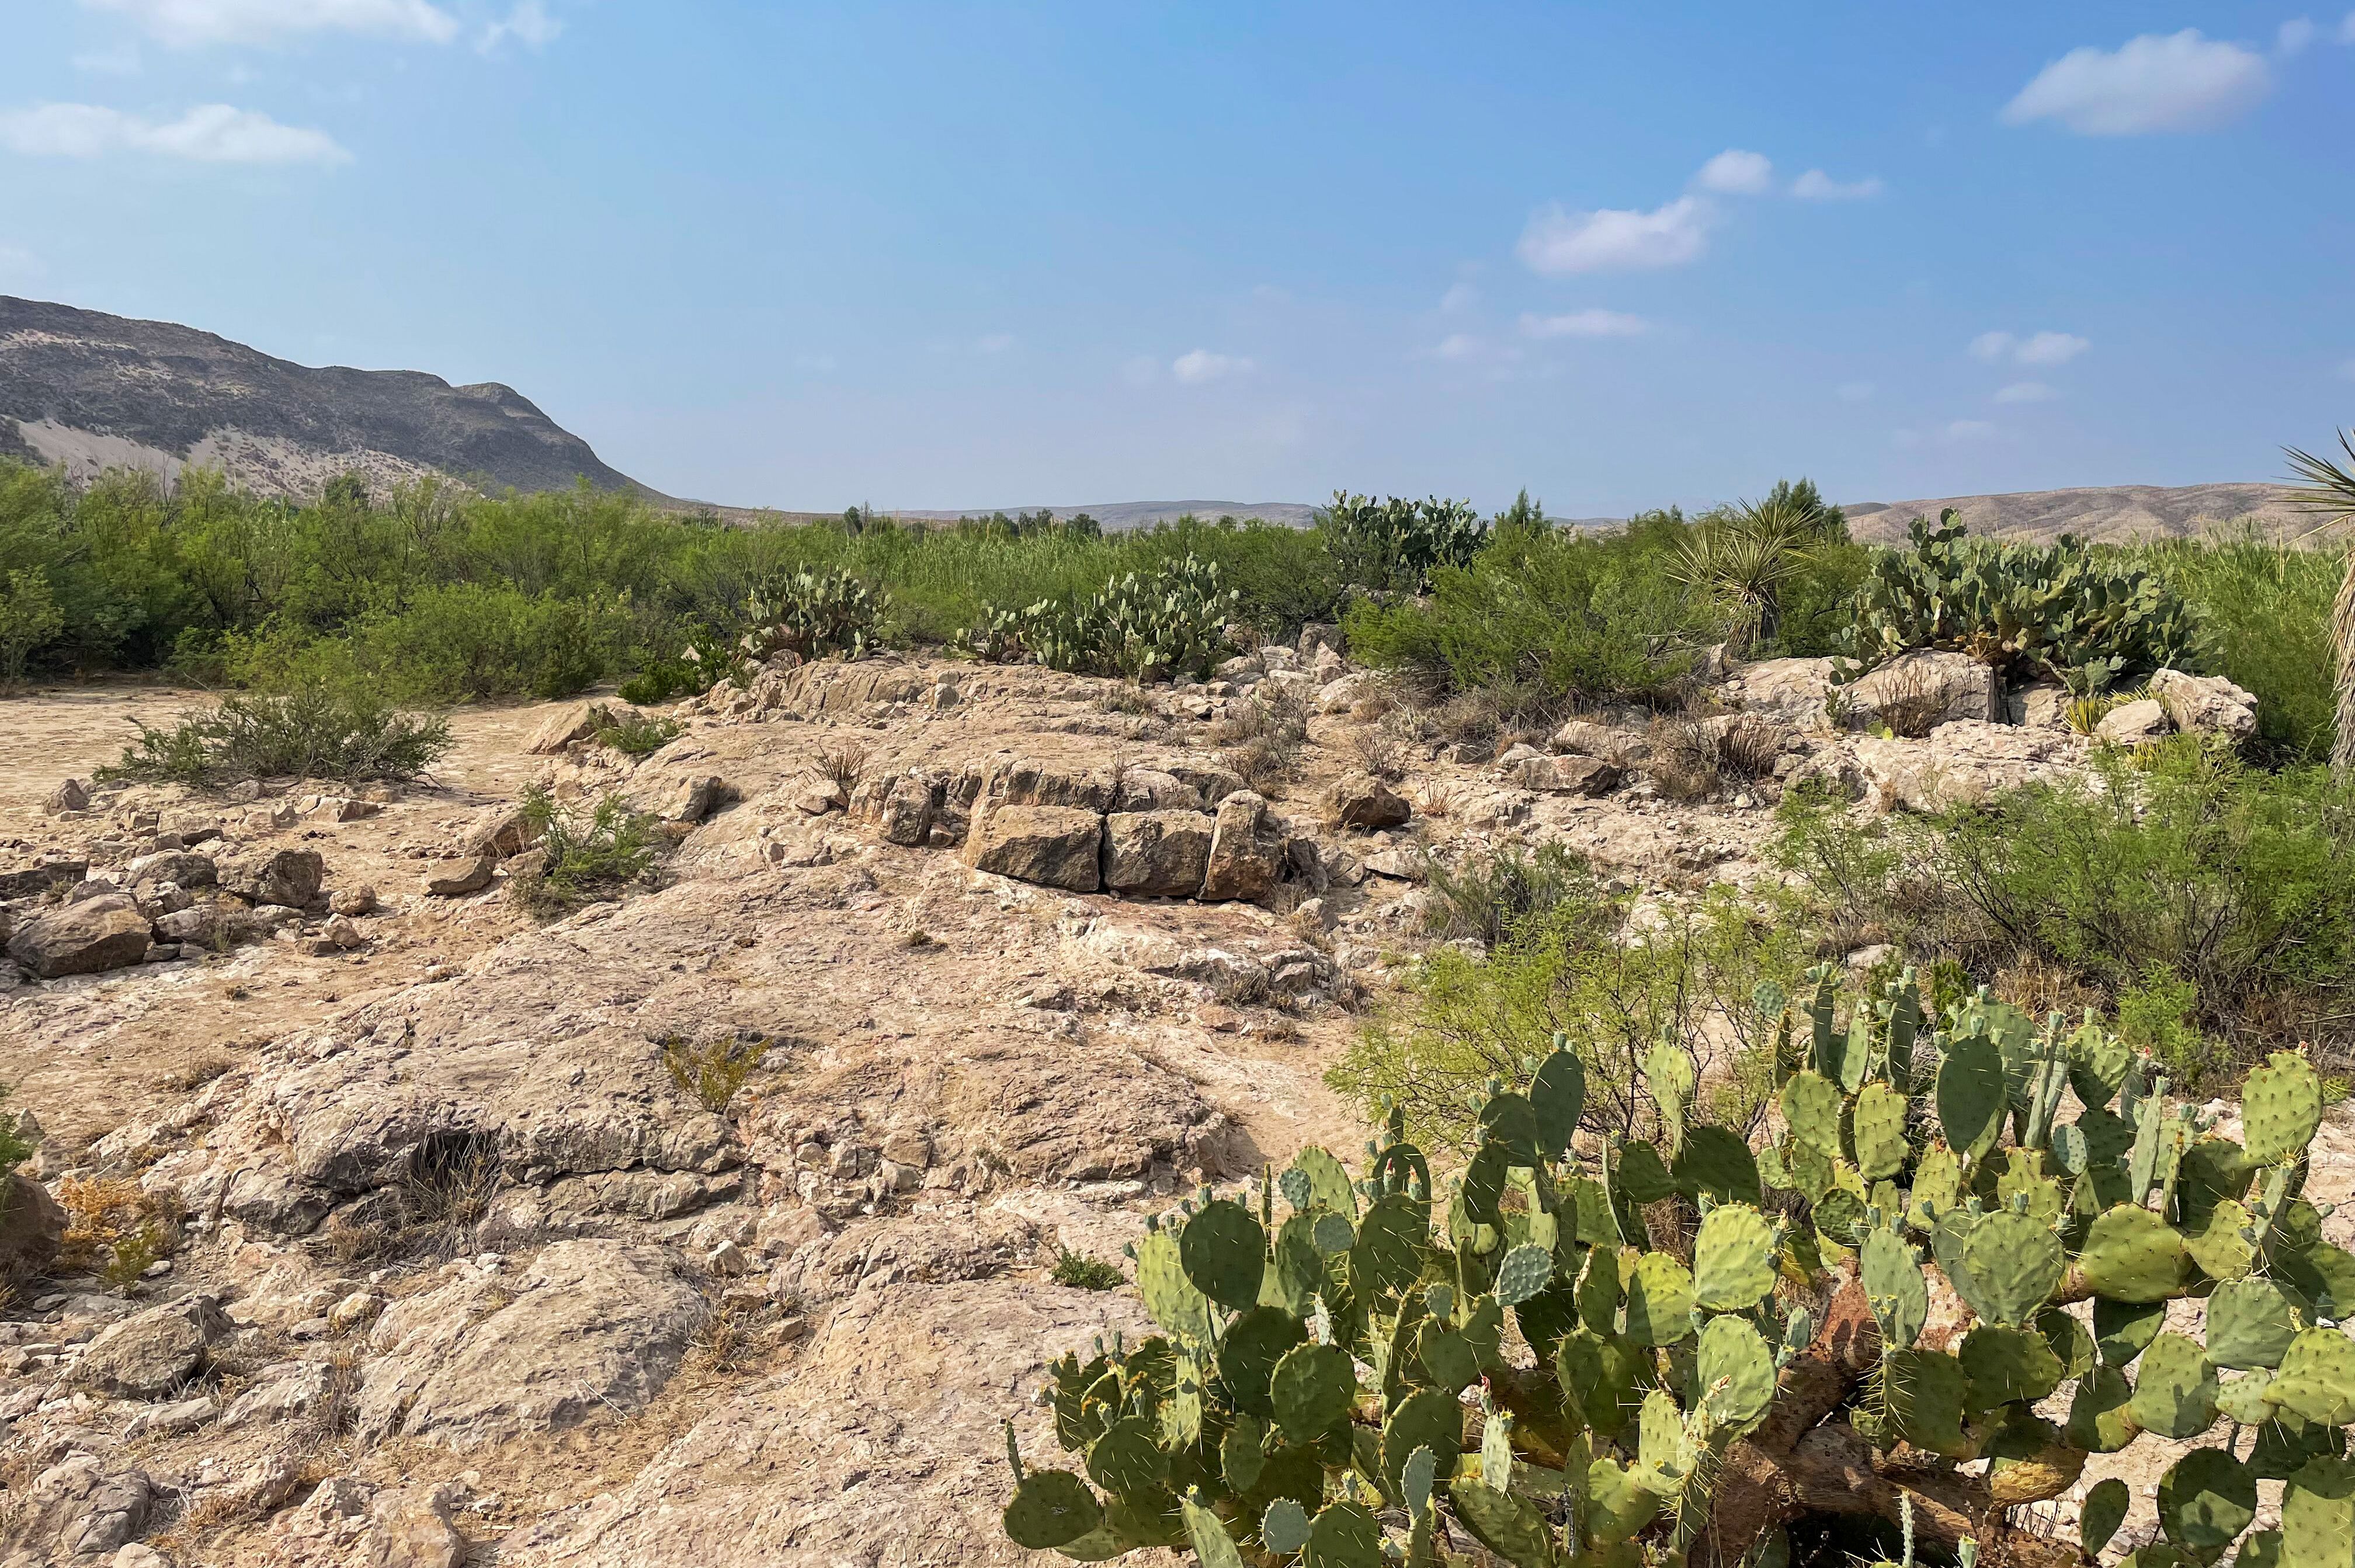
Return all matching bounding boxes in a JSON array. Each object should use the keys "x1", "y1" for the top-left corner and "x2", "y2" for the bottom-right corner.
[
  {"x1": 509, "y1": 787, "x2": 659, "y2": 916},
  {"x1": 1003, "y1": 968, "x2": 2355, "y2": 1568},
  {"x1": 662, "y1": 1033, "x2": 771, "y2": 1112},
  {"x1": 592, "y1": 708, "x2": 684, "y2": 757},
  {"x1": 103, "y1": 684, "x2": 452, "y2": 787}
]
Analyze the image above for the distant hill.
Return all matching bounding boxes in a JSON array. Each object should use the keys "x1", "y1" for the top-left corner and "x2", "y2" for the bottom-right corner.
[
  {"x1": 1840, "y1": 482, "x2": 2310, "y2": 544},
  {"x1": 0, "y1": 295, "x2": 654, "y2": 501},
  {"x1": 887, "y1": 499, "x2": 1321, "y2": 530}
]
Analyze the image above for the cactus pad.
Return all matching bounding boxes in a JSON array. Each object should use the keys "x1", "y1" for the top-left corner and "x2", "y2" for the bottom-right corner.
[
  {"x1": 1615, "y1": 1139, "x2": 1676, "y2": 1205},
  {"x1": 2130, "y1": 1331, "x2": 2219, "y2": 1439},
  {"x1": 1495, "y1": 1242, "x2": 1556, "y2": 1308},
  {"x1": 1960, "y1": 1324, "x2": 2066, "y2": 1409},
  {"x1": 1261, "y1": 1497, "x2": 1311, "y2": 1556},
  {"x1": 2218, "y1": 1369, "x2": 2279, "y2": 1426},
  {"x1": 1288, "y1": 1145, "x2": 1356, "y2": 1217},
  {"x1": 1450, "y1": 1476, "x2": 1558, "y2": 1567},
  {"x1": 2268, "y1": 1330, "x2": 2355, "y2": 1427},
  {"x1": 2160, "y1": 1449, "x2": 2258, "y2": 1555},
  {"x1": 2070, "y1": 1021, "x2": 2132, "y2": 1111},
  {"x1": 1884, "y1": 1347, "x2": 1971, "y2": 1458},
  {"x1": 1004, "y1": 1469, "x2": 1102, "y2": 1550},
  {"x1": 1301, "y1": 1499, "x2": 1383, "y2": 1568},
  {"x1": 2283, "y1": 1455, "x2": 2355, "y2": 1568},
  {"x1": 1351, "y1": 1195, "x2": 1427, "y2": 1302},
  {"x1": 2079, "y1": 1203, "x2": 2189, "y2": 1303},
  {"x1": 2083, "y1": 1476, "x2": 2131, "y2": 1555},
  {"x1": 1673, "y1": 1123, "x2": 1762, "y2": 1206},
  {"x1": 1697, "y1": 1313, "x2": 1775, "y2": 1434},
  {"x1": 1380, "y1": 1388, "x2": 1463, "y2": 1499},
  {"x1": 2187, "y1": 1197, "x2": 2259, "y2": 1282},
  {"x1": 1624, "y1": 1252, "x2": 1697, "y2": 1346},
  {"x1": 1851, "y1": 1082, "x2": 1911, "y2": 1180},
  {"x1": 1936, "y1": 1029, "x2": 2008, "y2": 1160},
  {"x1": 1958, "y1": 1209, "x2": 2065, "y2": 1326},
  {"x1": 2037, "y1": 1307, "x2": 2096, "y2": 1380},
  {"x1": 1692, "y1": 1202, "x2": 1778, "y2": 1312},
  {"x1": 1478, "y1": 1092, "x2": 1543, "y2": 1166},
  {"x1": 1646, "y1": 1040, "x2": 1697, "y2": 1144},
  {"x1": 1268, "y1": 1341, "x2": 1355, "y2": 1443},
  {"x1": 1861, "y1": 1228, "x2": 1927, "y2": 1350},
  {"x1": 1583, "y1": 1456, "x2": 1663, "y2": 1546},
  {"x1": 1578, "y1": 1244, "x2": 1623, "y2": 1333},
  {"x1": 1217, "y1": 1306, "x2": 1307, "y2": 1418},
  {"x1": 1179, "y1": 1200, "x2": 1267, "y2": 1310},
  {"x1": 2065, "y1": 1364, "x2": 2139, "y2": 1452},
  {"x1": 2243, "y1": 1051, "x2": 2325, "y2": 1167},
  {"x1": 2095, "y1": 1295, "x2": 2169, "y2": 1367},
  {"x1": 2210, "y1": 1278, "x2": 2300, "y2": 1371},
  {"x1": 1906, "y1": 1141, "x2": 1962, "y2": 1230},
  {"x1": 1531, "y1": 1047, "x2": 1586, "y2": 1160},
  {"x1": 1780, "y1": 1070, "x2": 1845, "y2": 1158},
  {"x1": 1135, "y1": 1229, "x2": 1215, "y2": 1343}
]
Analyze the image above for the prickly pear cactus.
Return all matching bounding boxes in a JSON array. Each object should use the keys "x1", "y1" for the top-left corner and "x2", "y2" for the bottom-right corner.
[{"x1": 1003, "y1": 968, "x2": 2353, "y2": 1568}]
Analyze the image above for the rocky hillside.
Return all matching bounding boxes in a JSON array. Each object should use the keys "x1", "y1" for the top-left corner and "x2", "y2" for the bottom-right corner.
[
  {"x1": 1844, "y1": 481, "x2": 2305, "y2": 543},
  {"x1": 0, "y1": 297, "x2": 648, "y2": 502},
  {"x1": 0, "y1": 641, "x2": 2319, "y2": 1564}
]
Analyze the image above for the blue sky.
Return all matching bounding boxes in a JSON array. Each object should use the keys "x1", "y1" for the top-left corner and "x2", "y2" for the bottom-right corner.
[{"x1": 2, "y1": 3, "x2": 2350, "y2": 513}]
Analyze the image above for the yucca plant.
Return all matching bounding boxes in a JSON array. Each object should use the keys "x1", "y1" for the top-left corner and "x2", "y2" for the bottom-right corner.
[
  {"x1": 2281, "y1": 429, "x2": 2355, "y2": 778},
  {"x1": 1670, "y1": 494, "x2": 1827, "y2": 651}
]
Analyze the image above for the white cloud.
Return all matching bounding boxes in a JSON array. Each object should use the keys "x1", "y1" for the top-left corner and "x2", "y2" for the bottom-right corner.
[
  {"x1": 1433, "y1": 333, "x2": 1483, "y2": 361},
  {"x1": 1694, "y1": 148, "x2": 1773, "y2": 195},
  {"x1": 1439, "y1": 280, "x2": 1478, "y2": 315},
  {"x1": 973, "y1": 332, "x2": 1016, "y2": 354},
  {"x1": 1791, "y1": 169, "x2": 1885, "y2": 200},
  {"x1": 1944, "y1": 419, "x2": 1998, "y2": 442},
  {"x1": 0, "y1": 102, "x2": 350, "y2": 164},
  {"x1": 1172, "y1": 349, "x2": 1253, "y2": 385},
  {"x1": 478, "y1": 0, "x2": 561, "y2": 53},
  {"x1": 1518, "y1": 308, "x2": 1649, "y2": 339},
  {"x1": 2341, "y1": 11, "x2": 2355, "y2": 44},
  {"x1": 1519, "y1": 194, "x2": 1713, "y2": 276},
  {"x1": 1970, "y1": 329, "x2": 2088, "y2": 367},
  {"x1": 1837, "y1": 381, "x2": 1875, "y2": 402},
  {"x1": 2278, "y1": 17, "x2": 2318, "y2": 54},
  {"x1": 1994, "y1": 381, "x2": 2057, "y2": 403},
  {"x1": 82, "y1": 0, "x2": 460, "y2": 46},
  {"x1": 2001, "y1": 30, "x2": 2270, "y2": 134}
]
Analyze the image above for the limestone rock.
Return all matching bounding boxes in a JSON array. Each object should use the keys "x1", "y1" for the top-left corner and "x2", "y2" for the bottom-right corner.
[
  {"x1": 1109, "y1": 769, "x2": 1200, "y2": 813},
  {"x1": 1200, "y1": 791, "x2": 1283, "y2": 901},
  {"x1": 422, "y1": 855, "x2": 498, "y2": 898},
  {"x1": 1715, "y1": 656, "x2": 1835, "y2": 725},
  {"x1": 0, "y1": 859, "x2": 85, "y2": 900},
  {"x1": 1324, "y1": 771, "x2": 1410, "y2": 830},
  {"x1": 44, "y1": 778, "x2": 90, "y2": 815},
  {"x1": 1361, "y1": 848, "x2": 1426, "y2": 881},
  {"x1": 332, "y1": 884, "x2": 379, "y2": 917},
  {"x1": 461, "y1": 804, "x2": 539, "y2": 859},
  {"x1": 524, "y1": 700, "x2": 609, "y2": 755},
  {"x1": 964, "y1": 805, "x2": 1102, "y2": 892},
  {"x1": 668, "y1": 775, "x2": 727, "y2": 825},
  {"x1": 1842, "y1": 649, "x2": 1999, "y2": 732},
  {"x1": 0, "y1": 1171, "x2": 65, "y2": 1276},
  {"x1": 0, "y1": 1455, "x2": 152, "y2": 1566},
  {"x1": 1101, "y1": 811, "x2": 1213, "y2": 897},
  {"x1": 2149, "y1": 667, "x2": 2257, "y2": 741},
  {"x1": 1550, "y1": 719, "x2": 1647, "y2": 764},
  {"x1": 6, "y1": 897, "x2": 152, "y2": 979},
  {"x1": 1854, "y1": 722, "x2": 2087, "y2": 812},
  {"x1": 78, "y1": 1295, "x2": 232, "y2": 1399},
  {"x1": 1512, "y1": 755, "x2": 1624, "y2": 795},
  {"x1": 877, "y1": 776, "x2": 936, "y2": 847},
  {"x1": 269, "y1": 1477, "x2": 468, "y2": 1568},
  {"x1": 1315, "y1": 670, "x2": 1379, "y2": 714},
  {"x1": 124, "y1": 850, "x2": 216, "y2": 888},
  {"x1": 2004, "y1": 681, "x2": 2071, "y2": 730},
  {"x1": 359, "y1": 1240, "x2": 706, "y2": 1450},
  {"x1": 220, "y1": 847, "x2": 325, "y2": 908},
  {"x1": 2094, "y1": 697, "x2": 2172, "y2": 748}
]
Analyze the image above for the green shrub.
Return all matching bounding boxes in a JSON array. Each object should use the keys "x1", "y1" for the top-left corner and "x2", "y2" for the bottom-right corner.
[
  {"x1": 1328, "y1": 884, "x2": 1810, "y2": 1153},
  {"x1": 1345, "y1": 521, "x2": 1720, "y2": 708},
  {"x1": 1317, "y1": 492, "x2": 1489, "y2": 594},
  {"x1": 1419, "y1": 841, "x2": 1599, "y2": 948},
  {"x1": 593, "y1": 710, "x2": 683, "y2": 757},
  {"x1": 1839, "y1": 512, "x2": 2205, "y2": 694},
  {"x1": 0, "y1": 568, "x2": 64, "y2": 686},
  {"x1": 962, "y1": 554, "x2": 1237, "y2": 681},
  {"x1": 510, "y1": 787, "x2": 659, "y2": 915},
  {"x1": 103, "y1": 684, "x2": 453, "y2": 786},
  {"x1": 661, "y1": 1033, "x2": 770, "y2": 1112},
  {"x1": 1047, "y1": 1249, "x2": 1124, "y2": 1291},
  {"x1": 1774, "y1": 739, "x2": 2355, "y2": 1070},
  {"x1": 2138, "y1": 529, "x2": 2343, "y2": 763}
]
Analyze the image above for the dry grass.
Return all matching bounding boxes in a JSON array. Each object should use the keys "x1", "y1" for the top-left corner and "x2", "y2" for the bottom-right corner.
[
  {"x1": 811, "y1": 738, "x2": 870, "y2": 792},
  {"x1": 58, "y1": 1175, "x2": 179, "y2": 1288},
  {"x1": 1644, "y1": 717, "x2": 1722, "y2": 802},
  {"x1": 1342, "y1": 724, "x2": 1406, "y2": 782},
  {"x1": 308, "y1": 1132, "x2": 505, "y2": 1269},
  {"x1": 1211, "y1": 685, "x2": 1311, "y2": 794},
  {"x1": 1720, "y1": 716, "x2": 1789, "y2": 781},
  {"x1": 151, "y1": 1057, "x2": 235, "y2": 1094},
  {"x1": 1411, "y1": 774, "x2": 1461, "y2": 819},
  {"x1": 1868, "y1": 661, "x2": 1948, "y2": 739}
]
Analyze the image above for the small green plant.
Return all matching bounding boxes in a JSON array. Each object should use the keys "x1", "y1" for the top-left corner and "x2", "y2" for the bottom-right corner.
[
  {"x1": 2065, "y1": 688, "x2": 2131, "y2": 734},
  {"x1": 593, "y1": 709, "x2": 684, "y2": 757},
  {"x1": 0, "y1": 567, "x2": 64, "y2": 687},
  {"x1": 510, "y1": 787, "x2": 659, "y2": 915},
  {"x1": 742, "y1": 567, "x2": 887, "y2": 663},
  {"x1": 662, "y1": 1033, "x2": 771, "y2": 1112},
  {"x1": 621, "y1": 630, "x2": 748, "y2": 705},
  {"x1": 98, "y1": 1223, "x2": 167, "y2": 1292},
  {"x1": 1420, "y1": 842, "x2": 1598, "y2": 948},
  {"x1": 1048, "y1": 1248, "x2": 1124, "y2": 1291},
  {"x1": 102, "y1": 683, "x2": 453, "y2": 786}
]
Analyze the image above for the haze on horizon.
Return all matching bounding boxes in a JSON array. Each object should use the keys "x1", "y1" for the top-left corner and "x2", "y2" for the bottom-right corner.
[{"x1": 1, "y1": 1, "x2": 2350, "y2": 515}]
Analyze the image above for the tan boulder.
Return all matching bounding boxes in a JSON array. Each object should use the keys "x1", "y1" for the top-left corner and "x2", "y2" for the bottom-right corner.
[
  {"x1": 2149, "y1": 667, "x2": 2257, "y2": 742},
  {"x1": 2094, "y1": 698, "x2": 2172, "y2": 748},
  {"x1": 1323, "y1": 771, "x2": 1410, "y2": 830},
  {"x1": 6, "y1": 898, "x2": 151, "y2": 979},
  {"x1": 1201, "y1": 791, "x2": 1284, "y2": 901},
  {"x1": 1102, "y1": 811, "x2": 1213, "y2": 896},
  {"x1": 964, "y1": 805, "x2": 1103, "y2": 892},
  {"x1": 523, "y1": 700, "x2": 610, "y2": 755},
  {"x1": 422, "y1": 855, "x2": 498, "y2": 898}
]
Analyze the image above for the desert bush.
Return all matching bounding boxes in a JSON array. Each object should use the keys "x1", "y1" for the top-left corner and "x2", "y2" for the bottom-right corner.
[
  {"x1": 104, "y1": 684, "x2": 453, "y2": 786},
  {"x1": 1840, "y1": 511, "x2": 2204, "y2": 694},
  {"x1": 1048, "y1": 1249, "x2": 1124, "y2": 1291},
  {"x1": 1210, "y1": 683, "x2": 1310, "y2": 792},
  {"x1": 1669, "y1": 485, "x2": 1845, "y2": 651},
  {"x1": 1317, "y1": 491, "x2": 1489, "y2": 594},
  {"x1": 0, "y1": 568, "x2": 63, "y2": 687},
  {"x1": 811, "y1": 738, "x2": 869, "y2": 792},
  {"x1": 1341, "y1": 722, "x2": 1407, "y2": 781},
  {"x1": 2140, "y1": 529, "x2": 2343, "y2": 763},
  {"x1": 1346, "y1": 521, "x2": 1720, "y2": 708},
  {"x1": 1774, "y1": 739, "x2": 2355, "y2": 1075},
  {"x1": 961, "y1": 555, "x2": 1238, "y2": 681},
  {"x1": 1644, "y1": 715, "x2": 1722, "y2": 801},
  {"x1": 1419, "y1": 841, "x2": 1599, "y2": 949},
  {"x1": 662, "y1": 1033, "x2": 771, "y2": 1112},
  {"x1": 1330, "y1": 884, "x2": 1809, "y2": 1153},
  {"x1": 1718, "y1": 715, "x2": 1787, "y2": 780},
  {"x1": 592, "y1": 709, "x2": 683, "y2": 757},
  {"x1": 509, "y1": 787, "x2": 659, "y2": 915},
  {"x1": 58, "y1": 1176, "x2": 178, "y2": 1288}
]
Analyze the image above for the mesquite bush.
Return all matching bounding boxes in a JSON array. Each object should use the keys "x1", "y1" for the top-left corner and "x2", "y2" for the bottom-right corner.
[{"x1": 1002, "y1": 968, "x2": 2353, "y2": 1568}]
